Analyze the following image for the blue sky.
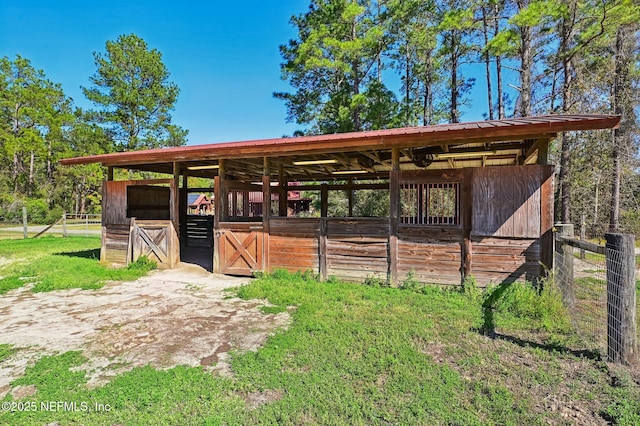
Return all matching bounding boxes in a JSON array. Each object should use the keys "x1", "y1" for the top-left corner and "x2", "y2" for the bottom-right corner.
[
  {"x1": 0, "y1": 0, "x2": 311, "y2": 145},
  {"x1": 1, "y1": 0, "x2": 497, "y2": 146}
]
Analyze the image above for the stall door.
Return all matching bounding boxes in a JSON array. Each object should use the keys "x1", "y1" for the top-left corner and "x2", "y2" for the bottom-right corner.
[{"x1": 218, "y1": 225, "x2": 264, "y2": 276}]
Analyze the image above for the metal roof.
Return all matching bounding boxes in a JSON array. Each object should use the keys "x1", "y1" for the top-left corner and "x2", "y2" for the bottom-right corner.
[{"x1": 60, "y1": 114, "x2": 620, "y2": 181}]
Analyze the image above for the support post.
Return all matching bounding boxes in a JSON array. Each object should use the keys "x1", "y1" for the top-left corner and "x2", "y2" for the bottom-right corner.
[
  {"x1": 213, "y1": 175, "x2": 221, "y2": 274},
  {"x1": 319, "y1": 217, "x2": 327, "y2": 280},
  {"x1": 22, "y1": 206, "x2": 28, "y2": 239},
  {"x1": 172, "y1": 162, "x2": 181, "y2": 262},
  {"x1": 320, "y1": 184, "x2": 328, "y2": 219},
  {"x1": 62, "y1": 211, "x2": 67, "y2": 238},
  {"x1": 262, "y1": 157, "x2": 271, "y2": 272},
  {"x1": 555, "y1": 223, "x2": 575, "y2": 310},
  {"x1": 348, "y1": 177, "x2": 353, "y2": 217},
  {"x1": 605, "y1": 233, "x2": 637, "y2": 365},
  {"x1": 389, "y1": 148, "x2": 400, "y2": 285},
  {"x1": 219, "y1": 159, "x2": 227, "y2": 221},
  {"x1": 279, "y1": 164, "x2": 287, "y2": 217}
]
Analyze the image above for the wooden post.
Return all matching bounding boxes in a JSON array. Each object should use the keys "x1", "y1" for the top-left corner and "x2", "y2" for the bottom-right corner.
[
  {"x1": 320, "y1": 184, "x2": 328, "y2": 219},
  {"x1": 219, "y1": 159, "x2": 227, "y2": 221},
  {"x1": 262, "y1": 157, "x2": 271, "y2": 272},
  {"x1": 556, "y1": 224, "x2": 575, "y2": 310},
  {"x1": 537, "y1": 141, "x2": 549, "y2": 165},
  {"x1": 213, "y1": 175, "x2": 221, "y2": 273},
  {"x1": 348, "y1": 177, "x2": 354, "y2": 217},
  {"x1": 172, "y1": 162, "x2": 181, "y2": 263},
  {"x1": 605, "y1": 233, "x2": 637, "y2": 365},
  {"x1": 462, "y1": 169, "x2": 473, "y2": 282},
  {"x1": 181, "y1": 172, "x2": 189, "y2": 245},
  {"x1": 580, "y1": 214, "x2": 586, "y2": 260},
  {"x1": 319, "y1": 217, "x2": 327, "y2": 280},
  {"x1": 107, "y1": 166, "x2": 114, "y2": 181},
  {"x1": 279, "y1": 164, "x2": 287, "y2": 217},
  {"x1": 389, "y1": 148, "x2": 400, "y2": 285},
  {"x1": 22, "y1": 206, "x2": 28, "y2": 239},
  {"x1": 62, "y1": 211, "x2": 67, "y2": 238}
]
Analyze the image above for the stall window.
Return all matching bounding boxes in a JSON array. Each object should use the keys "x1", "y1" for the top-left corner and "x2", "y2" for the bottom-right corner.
[{"x1": 400, "y1": 182, "x2": 460, "y2": 225}]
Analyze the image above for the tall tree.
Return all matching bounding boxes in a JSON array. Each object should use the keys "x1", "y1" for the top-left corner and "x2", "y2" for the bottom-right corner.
[
  {"x1": 437, "y1": 0, "x2": 476, "y2": 123},
  {"x1": 83, "y1": 34, "x2": 187, "y2": 151},
  {"x1": 0, "y1": 55, "x2": 72, "y2": 197},
  {"x1": 275, "y1": 0, "x2": 396, "y2": 134}
]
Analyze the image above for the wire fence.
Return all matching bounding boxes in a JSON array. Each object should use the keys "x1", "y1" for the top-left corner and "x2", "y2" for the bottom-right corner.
[{"x1": 555, "y1": 224, "x2": 638, "y2": 365}]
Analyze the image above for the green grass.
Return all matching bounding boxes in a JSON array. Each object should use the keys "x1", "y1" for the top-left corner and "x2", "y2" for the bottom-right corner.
[
  {"x1": 0, "y1": 236, "x2": 155, "y2": 293},
  {"x1": 1, "y1": 268, "x2": 639, "y2": 425}
]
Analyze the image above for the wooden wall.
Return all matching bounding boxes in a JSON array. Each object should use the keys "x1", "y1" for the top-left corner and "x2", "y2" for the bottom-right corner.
[
  {"x1": 325, "y1": 218, "x2": 389, "y2": 281},
  {"x1": 257, "y1": 165, "x2": 553, "y2": 286},
  {"x1": 101, "y1": 179, "x2": 178, "y2": 268},
  {"x1": 268, "y1": 218, "x2": 320, "y2": 273}
]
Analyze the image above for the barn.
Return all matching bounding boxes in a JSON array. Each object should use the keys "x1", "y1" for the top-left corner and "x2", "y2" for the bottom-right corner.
[{"x1": 60, "y1": 114, "x2": 620, "y2": 286}]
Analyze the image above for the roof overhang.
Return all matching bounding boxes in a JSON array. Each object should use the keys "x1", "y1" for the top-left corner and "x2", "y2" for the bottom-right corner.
[{"x1": 60, "y1": 114, "x2": 620, "y2": 182}]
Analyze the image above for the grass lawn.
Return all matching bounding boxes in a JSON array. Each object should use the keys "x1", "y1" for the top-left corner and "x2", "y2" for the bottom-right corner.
[
  {"x1": 0, "y1": 236, "x2": 154, "y2": 293},
  {"x1": 0, "y1": 238, "x2": 638, "y2": 424}
]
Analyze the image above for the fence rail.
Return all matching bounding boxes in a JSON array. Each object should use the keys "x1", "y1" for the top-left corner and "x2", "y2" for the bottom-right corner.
[
  {"x1": 0, "y1": 211, "x2": 101, "y2": 238},
  {"x1": 554, "y1": 224, "x2": 637, "y2": 366}
]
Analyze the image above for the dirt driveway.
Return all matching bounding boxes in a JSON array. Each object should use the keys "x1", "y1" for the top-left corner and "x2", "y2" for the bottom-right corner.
[{"x1": 0, "y1": 265, "x2": 291, "y2": 398}]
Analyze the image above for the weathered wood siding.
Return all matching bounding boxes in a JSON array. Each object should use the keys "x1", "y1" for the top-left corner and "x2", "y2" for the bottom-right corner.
[
  {"x1": 397, "y1": 226, "x2": 463, "y2": 285},
  {"x1": 101, "y1": 179, "x2": 178, "y2": 268},
  {"x1": 471, "y1": 166, "x2": 541, "y2": 239},
  {"x1": 326, "y1": 218, "x2": 389, "y2": 281},
  {"x1": 470, "y1": 237, "x2": 540, "y2": 284},
  {"x1": 267, "y1": 218, "x2": 319, "y2": 273}
]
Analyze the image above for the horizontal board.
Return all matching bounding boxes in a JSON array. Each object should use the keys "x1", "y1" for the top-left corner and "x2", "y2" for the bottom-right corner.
[
  {"x1": 397, "y1": 226, "x2": 463, "y2": 239},
  {"x1": 326, "y1": 256, "x2": 388, "y2": 268},
  {"x1": 269, "y1": 218, "x2": 320, "y2": 234},
  {"x1": 269, "y1": 236, "x2": 318, "y2": 248},
  {"x1": 326, "y1": 218, "x2": 389, "y2": 236},
  {"x1": 326, "y1": 241, "x2": 388, "y2": 258}
]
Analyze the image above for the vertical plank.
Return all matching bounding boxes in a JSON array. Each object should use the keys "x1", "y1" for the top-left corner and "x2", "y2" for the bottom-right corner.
[
  {"x1": 262, "y1": 174, "x2": 271, "y2": 272},
  {"x1": 389, "y1": 148, "x2": 400, "y2": 285},
  {"x1": 279, "y1": 164, "x2": 287, "y2": 217},
  {"x1": 321, "y1": 184, "x2": 328, "y2": 218},
  {"x1": 213, "y1": 175, "x2": 221, "y2": 273},
  {"x1": 319, "y1": 217, "x2": 327, "y2": 280},
  {"x1": 219, "y1": 159, "x2": 227, "y2": 221},
  {"x1": 462, "y1": 169, "x2": 473, "y2": 281},
  {"x1": 107, "y1": 166, "x2": 114, "y2": 181},
  {"x1": 539, "y1": 166, "x2": 554, "y2": 275}
]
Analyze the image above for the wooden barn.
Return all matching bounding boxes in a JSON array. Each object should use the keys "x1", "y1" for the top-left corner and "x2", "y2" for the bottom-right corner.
[{"x1": 60, "y1": 114, "x2": 620, "y2": 285}]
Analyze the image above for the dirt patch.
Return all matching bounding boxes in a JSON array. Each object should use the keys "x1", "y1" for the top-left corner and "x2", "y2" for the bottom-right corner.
[{"x1": 0, "y1": 264, "x2": 291, "y2": 396}]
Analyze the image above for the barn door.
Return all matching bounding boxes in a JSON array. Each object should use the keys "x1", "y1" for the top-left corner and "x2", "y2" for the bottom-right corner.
[
  {"x1": 131, "y1": 220, "x2": 172, "y2": 267},
  {"x1": 218, "y1": 226, "x2": 264, "y2": 276}
]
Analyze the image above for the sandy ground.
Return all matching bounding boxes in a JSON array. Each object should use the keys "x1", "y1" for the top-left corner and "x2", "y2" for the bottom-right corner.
[{"x1": 0, "y1": 264, "x2": 291, "y2": 398}]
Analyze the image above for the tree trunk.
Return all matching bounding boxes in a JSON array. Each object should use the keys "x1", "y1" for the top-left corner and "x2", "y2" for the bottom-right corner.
[
  {"x1": 519, "y1": 24, "x2": 532, "y2": 117},
  {"x1": 494, "y1": 2, "x2": 505, "y2": 119},
  {"x1": 609, "y1": 23, "x2": 636, "y2": 232},
  {"x1": 449, "y1": 32, "x2": 459, "y2": 123},
  {"x1": 28, "y1": 151, "x2": 35, "y2": 195},
  {"x1": 482, "y1": 7, "x2": 494, "y2": 120}
]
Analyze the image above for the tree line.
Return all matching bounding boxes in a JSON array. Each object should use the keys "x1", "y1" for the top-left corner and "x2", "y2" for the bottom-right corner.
[
  {"x1": 275, "y1": 0, "x2": 639, "y2": 234},
  {"x1": 1, "y1": 2, "x2": 639, "y2": 234},
  {"x1": 0, "y1": 34, "x2": 186, "y2": 223}
]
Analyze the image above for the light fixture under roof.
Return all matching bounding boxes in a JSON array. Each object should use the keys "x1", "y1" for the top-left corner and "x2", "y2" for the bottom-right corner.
[
  {"x1": 332, "y1": 170, "x2": 367, "y2": 175},
  {"x1": 186, "y1": 164, "x2": 220, "y2": 171},
  {"x1": 293, "y1": 159, "x2": 338, "y2": 166},
  {"x1": 436, "y1": 150, "x2": 497, "y2": 159}
]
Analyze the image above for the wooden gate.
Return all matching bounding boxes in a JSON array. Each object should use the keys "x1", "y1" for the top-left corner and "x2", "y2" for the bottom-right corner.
[
  {"x1": 217, "y1": 224, "x2": 263, "y2": 276},
  {"x1": 131, "y1": 219, "x2": 178, "y2": 268}
]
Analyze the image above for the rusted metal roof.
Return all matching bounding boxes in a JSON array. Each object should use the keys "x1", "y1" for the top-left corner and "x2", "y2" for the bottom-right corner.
[{"x1": 60, "y1": 114, "x2": 620, "y2": 168}]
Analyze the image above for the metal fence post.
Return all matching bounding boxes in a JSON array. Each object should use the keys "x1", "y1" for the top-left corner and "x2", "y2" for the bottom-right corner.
[
  {"x1": 605, "y1": 233, "x2": 637, "y2": 365},
  {"x1": 555, "y1": 223, "x2": 575, "y2": 310},
  {"x1": 22, "y1": 207, "x2": 28, "y2": 239}
]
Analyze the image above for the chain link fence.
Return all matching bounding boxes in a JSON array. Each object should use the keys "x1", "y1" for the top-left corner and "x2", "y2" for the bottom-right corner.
[{"x1": 555, "y1": 224, "x2": 638, "y2": 365}]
